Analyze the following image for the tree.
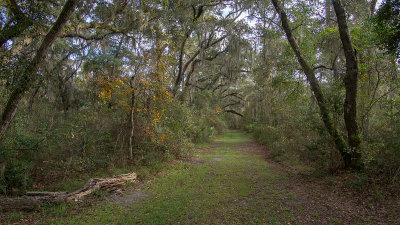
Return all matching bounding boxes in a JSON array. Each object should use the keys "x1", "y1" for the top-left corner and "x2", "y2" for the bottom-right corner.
[
  {"x1": 271, "y1": 0, "x2": 362, "y2": 168},
  {"x1": 373, "y1": 0, "x2": 400, "y2": 59},
  {"x1": 332, "y1": 0, "x2": 362, "y2": 167},
  {"x1": 0, "y1": 0, "x2": 77, "y2": 140}
]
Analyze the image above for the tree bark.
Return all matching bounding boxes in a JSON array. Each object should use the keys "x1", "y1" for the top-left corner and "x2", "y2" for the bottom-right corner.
[
  {"x1": 0, "y1": 0, "x2": 77, "y2": 140},
  {"x1": 271, "y1": 0, "x2": 350, "y2": 166},
  {"x1": 332, "y1": 0, "x2": 362, "y2": 168}
]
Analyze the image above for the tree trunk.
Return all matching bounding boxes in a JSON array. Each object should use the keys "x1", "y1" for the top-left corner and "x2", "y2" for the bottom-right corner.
[
  {"x1": 0, "y1": 0, "x2": 77, "y2": 140},
  {"x1": 332, "y1": 0, "x2": 362, "y2": 168},
  {"x1": 173, "y1": 31, "x2": 191, "y2": 96},
  {"x1": 129, "y1": 87, "x2": 135, "y2": 160},
  {"x1": 271, "y1": 0, "x2": 350, "y2": 166},
  {"x1": 370, "y1": 0, "x2": 378, "y2": 17}
]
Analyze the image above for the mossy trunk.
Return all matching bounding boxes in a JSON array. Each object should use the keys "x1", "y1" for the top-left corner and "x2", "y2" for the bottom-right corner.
[
  {"x1": 0, "y1": 0, "x2": 77, "y2": 140},
  {"x1": 271, "y1": 0, "x2": 352, "y2": 168},
  {"x1": 333, "y1": 0, "x2": 362, "y2": 168}
]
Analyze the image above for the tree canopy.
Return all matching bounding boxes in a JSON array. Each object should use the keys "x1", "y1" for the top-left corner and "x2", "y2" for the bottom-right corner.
[{"x1": 0, "y1": 0, "x2": 399, "y2": 196}]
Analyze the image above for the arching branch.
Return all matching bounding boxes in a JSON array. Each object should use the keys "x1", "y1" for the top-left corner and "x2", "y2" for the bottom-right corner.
[{"x1": 224, "y1": 109, "x2": 243, "y2": 117}]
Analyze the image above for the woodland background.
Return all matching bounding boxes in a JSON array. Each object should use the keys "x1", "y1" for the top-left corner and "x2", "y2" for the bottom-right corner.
[{"x1": 0, "y1": 0, "x2": 399, "y2": 195}]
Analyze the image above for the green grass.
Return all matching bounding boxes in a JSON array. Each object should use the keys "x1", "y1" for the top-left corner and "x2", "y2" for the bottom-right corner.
[{"x1": 45, "y1": 131, "x2": 296, "y2": 224}]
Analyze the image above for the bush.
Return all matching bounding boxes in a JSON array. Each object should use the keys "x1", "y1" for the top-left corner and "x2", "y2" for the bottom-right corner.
[
  {"x1": 363, "y1": 104, "x2": 400, "y2": 183},
  {"x1": 0, "y1": 162, "x2": 32, "y2": 195},
  {"x1": 0, "y1": 84, "x2": 227, "y2": 194}
]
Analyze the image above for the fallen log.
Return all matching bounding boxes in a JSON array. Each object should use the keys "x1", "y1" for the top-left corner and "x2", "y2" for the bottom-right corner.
[
  {"x1": 0, "y1": 195, "x2": 65, "y2": 211},
  {"x1": 0, "y1": 172, "x2": 137, "y2": 211},
  {"x1": 66, "y1": 172, "x2": 137, "y2": 202},
  {"x1": 24, "y1": 191, "x2": 67, "y2": 197}
]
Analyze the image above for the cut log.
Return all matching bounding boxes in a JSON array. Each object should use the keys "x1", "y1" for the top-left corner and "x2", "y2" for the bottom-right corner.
[{"x1": 0, "y1": 172, "x2": 137, "y2": 211}]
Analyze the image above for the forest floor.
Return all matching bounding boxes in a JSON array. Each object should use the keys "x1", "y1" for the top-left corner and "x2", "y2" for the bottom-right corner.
[{"x1": 2, "y1": 131, "x2": 399, "y2": 224}]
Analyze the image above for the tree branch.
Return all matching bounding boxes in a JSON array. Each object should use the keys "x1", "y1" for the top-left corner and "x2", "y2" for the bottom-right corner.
[
  {"x1": 224, "y1": 109, "x2": 243, "y2": 117},
  {"x1": 0, "y1": 0, "x2": 33, "y2": 47}
]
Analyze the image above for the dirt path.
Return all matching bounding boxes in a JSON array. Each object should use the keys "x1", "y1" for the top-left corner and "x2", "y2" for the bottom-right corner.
[
  {"x1": 238, "y1": 138, "x2": 399, "y2": 225},
  {"x1": 4, "y1": 131, "x2": 399, "y2": 224}
]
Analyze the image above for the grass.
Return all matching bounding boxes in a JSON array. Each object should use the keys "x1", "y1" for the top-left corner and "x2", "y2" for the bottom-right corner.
[
  {"x1": 1, "y1": 131, "x2": 394, "y2": 224},
  {"x1": 3, "y1": 131, "x2": 398, "y2": 224},
  {"x1": 43, "y1": 131, "x2": 296, "y2": 224}
]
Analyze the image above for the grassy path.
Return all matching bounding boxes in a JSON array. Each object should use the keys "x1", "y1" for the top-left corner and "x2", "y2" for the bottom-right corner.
[
  {"x1": 46, "y1": 131, "x2": 296, "y2": 224},
  {"x1": 41, "y1": 131, "x2": 397, "y2": 224}
]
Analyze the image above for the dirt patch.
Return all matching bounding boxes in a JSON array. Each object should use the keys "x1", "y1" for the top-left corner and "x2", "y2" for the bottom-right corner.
[
  {"x1": 195, "y1": 147, "x2": 216, "y2": 155},
  {"x1": 109, "y1": 190, "x2": 151, "y2": 206},
  {"x1": 231, "y1": 198, "x2": 250, "y2": 209},
  {"x1": 194, "y1": 141, "x2": 224, "y2": 155},
  {"x1": 195, "y1": 140, "x2": 235, "y2": 163},
  {"x1": 236, "y1": 140, "x2": 267, "y2": 157},
  {"x1": 280, "y1": 198, "x2": 306, "y2": 206},
  {"x1": 209, "y1": 141, "x2": 224, "y2": 149},
  {"x1": 181, "y1": 157, "x2": 206, "y2": 164},
  {"x1": 212, "y1": 158, "x2": 224, "y2": 161}
]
